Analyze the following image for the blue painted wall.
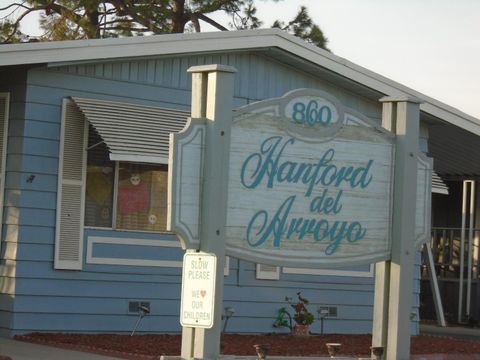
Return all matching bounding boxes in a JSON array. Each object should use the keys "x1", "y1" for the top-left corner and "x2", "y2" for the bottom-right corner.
[
  {"x1": 0, "y1": 66, "x2": 32, "y2": 337},
  {"x1": 0, "y1": 52, "x2": 421, "y2": 336}
]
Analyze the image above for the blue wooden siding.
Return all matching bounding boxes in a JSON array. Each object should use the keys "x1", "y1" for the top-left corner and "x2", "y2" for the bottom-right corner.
[
  {"x1": 224, "y1": 259, "x2": 375, "y2": 334},
  {"x1": 1, "y1": 53, "x2": 421, "y2": 336},
  {"x1": 50, "y1": 53, "x2": 381, "y2": 122},
  {"x1": 0, "y1": 67, "x2": 30, "y2": 337}
]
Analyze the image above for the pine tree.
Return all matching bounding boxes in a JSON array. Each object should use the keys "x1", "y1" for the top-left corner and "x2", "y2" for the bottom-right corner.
[{"x1": 0, "y1": 0, "x2": 329, "y2": 50}]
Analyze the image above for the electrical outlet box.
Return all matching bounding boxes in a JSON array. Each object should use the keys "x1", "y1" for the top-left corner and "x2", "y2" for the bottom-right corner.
[
  {"x1": 317, "y1": 306, "x2": 337, "y2": 317},
  {"x1": 128, "y1": 301, "x2": 151, "y2": 314}
]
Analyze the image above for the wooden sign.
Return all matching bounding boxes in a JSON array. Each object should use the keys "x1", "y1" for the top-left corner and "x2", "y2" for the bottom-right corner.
[
  {"x1": 168, "y1": 89, "x2": 432, "y2": 268},
  {"x1": 225, "y1": 89, "x2": 395, "y2": 268}
]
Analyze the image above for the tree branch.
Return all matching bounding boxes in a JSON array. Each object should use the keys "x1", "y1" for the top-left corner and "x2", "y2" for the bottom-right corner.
[
  {"x1": 190, "y1": 14, "x2": 201, "y2": 32},
  {"x1": 109, "y1": 0, "x2": 164, "y2": 33},
  {"x1": 103, "y1": 18, "x2": 135, "y2": 25},
  {"x1": 0, "y1": 2, "x2": 30, "y2": 12},
  {"x1": 197, "y1": 13, "x2": 228, "y2": 31},
  {"x1": 3, "y1": 4, "x2": 45, "y2": 42},
  {"x1": 104, "y1": 26, "x2": 149, "y2": 32}
]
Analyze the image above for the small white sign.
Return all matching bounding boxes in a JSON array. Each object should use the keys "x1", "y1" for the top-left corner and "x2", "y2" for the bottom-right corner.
[{"x1": 180, "y1": 252, "x2": 217, "y2": 328}]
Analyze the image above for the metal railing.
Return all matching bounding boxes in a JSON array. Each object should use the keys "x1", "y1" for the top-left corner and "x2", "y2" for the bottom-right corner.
[{"x1": 424, "y1": 227, "x2": 480, "y2": 279}]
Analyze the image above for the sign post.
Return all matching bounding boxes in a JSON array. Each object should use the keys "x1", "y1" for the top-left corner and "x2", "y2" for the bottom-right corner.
[
  {"x1": 372, "y1": 96, "x2": 421, "y2": 360},
  {"x1": 169, "y1": 68, "x2": 430, "y2": 359},
  {"x1": 175, "y1": 64, "x2": 236, "y2": 360}
]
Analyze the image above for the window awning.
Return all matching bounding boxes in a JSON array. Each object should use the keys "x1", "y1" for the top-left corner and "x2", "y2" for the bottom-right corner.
[
  {"x1": 432, "y1": 171, "x2": 449, "y2": 195},
  {"x1": 72, "y1": 97, "x2": 189, "y2": 164}
]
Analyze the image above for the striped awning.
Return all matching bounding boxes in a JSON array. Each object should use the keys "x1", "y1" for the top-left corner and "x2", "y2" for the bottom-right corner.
[
  {"x1": 72, "y1": 97, "x2": 189, "y2": 164},
  {"x1": 432, "y1": 171, "x2": 449, "y2": 195}
]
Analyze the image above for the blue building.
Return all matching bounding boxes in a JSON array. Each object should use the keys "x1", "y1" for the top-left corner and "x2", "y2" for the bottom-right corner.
[{"x1": 0, "y1": 29, "x2": 478, "y2": 337}]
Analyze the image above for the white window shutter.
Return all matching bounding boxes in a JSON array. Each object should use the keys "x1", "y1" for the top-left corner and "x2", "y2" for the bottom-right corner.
[
  {"x1": 256, "y1": 263, "x2": 280, "y2": 280},
  {"x1": 0, "y1": 93, "x2": 10, "y2": 250},
  {"x1": 55, "y1": 99, "x2": 87, "y2": 270}
]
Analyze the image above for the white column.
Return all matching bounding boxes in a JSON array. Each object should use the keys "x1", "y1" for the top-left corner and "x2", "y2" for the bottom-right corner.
[
  {"x1": 372, "y1": 101, "x2": 396, "y2": 354},
  {"x1": 181, "y1": 64, "x2": 236, "y2": 360},
  {"x1": 373, "y1": 96, "x2": 421, "y2": 360},
  {"x1": 460, "y1": 180, "x2": 475, "y2": 320}
]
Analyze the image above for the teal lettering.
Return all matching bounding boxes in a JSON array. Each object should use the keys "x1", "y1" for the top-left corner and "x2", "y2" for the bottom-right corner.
[
  {"x1": 244, "y1": 195, "x2": 367, "y2": 255},
  {"x1": 240, "y1": 137, "x2": 374, "y2": 195}
]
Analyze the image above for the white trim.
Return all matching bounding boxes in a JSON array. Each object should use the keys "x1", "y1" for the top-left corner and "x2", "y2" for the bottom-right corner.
[
  {"x1": 110, "y1": 154, "x2": 169, "y2": 164},
  {"x1": 0, "y1": 93, "x2": 9, "y2": 256},
  {"x1": 88, "y1": 236, "x2": 182, "y2": 247},
  {"x1": 84, "y1": 225, "x2": 175, "y2": 235},
  {"x1": 86, "y1": 236, "x2": 183, "y2": 267},
  {"x1": 54, "y1": 99, "x2": 65, "y2": 267},
  {"x1": 256, "y1": 263, "x2": 280, "y2": 280},
  {"x1": 282, "y1": 264, "x2": 375, "y2": 278},
  {"x1": 87, "y1": 257, "x2": 182, "y2": 267},
  {"x1": 79, "y1": 120, "x2": 88, "y2": 261}
]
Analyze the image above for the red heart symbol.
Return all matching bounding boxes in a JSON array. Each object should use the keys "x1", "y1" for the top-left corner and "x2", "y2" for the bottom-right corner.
[{"x1": 200, "y1": 290, "x2": 206, "y2": 298}]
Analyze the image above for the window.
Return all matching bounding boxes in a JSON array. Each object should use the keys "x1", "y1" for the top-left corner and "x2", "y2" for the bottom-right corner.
[
  {"x1": 116, "y1": 162, "x2": 168, "y2": 231},
  {"x1": 85, "y1": 127, "x2": 114, "y2": 228},
  {"x1": 85, "y1": 126, "x2": 169, "y2": 232},
  {"x1": 256, "y1": 263, "x2": 280, "y2": 280},
  {"x1": 55, "y1": 97, "x2": 189, "y2": 270}
]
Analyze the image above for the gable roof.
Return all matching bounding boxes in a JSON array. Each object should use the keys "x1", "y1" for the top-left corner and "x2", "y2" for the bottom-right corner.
[{"x1": 1, "y1": 28, "x2": 479, "y2": 136}]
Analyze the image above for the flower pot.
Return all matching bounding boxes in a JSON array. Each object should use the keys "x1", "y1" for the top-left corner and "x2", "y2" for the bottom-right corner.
[
  {"x1": 292, "y1": 324, "x2": 310, "y2": 336},
  {"x1": 253, "y1": 344, "x2": 268, "y2": 360},
  {"x1": 326, "y1": 343, "x2": 342, "y2": 358}
]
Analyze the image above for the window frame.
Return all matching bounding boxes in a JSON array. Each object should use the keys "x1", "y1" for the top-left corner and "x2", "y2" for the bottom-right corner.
[
  {"x1": 282, "y1": 264, "x2": 375, "y2": 278},
  {"x1": 84, "y1": 158, "x2": 172, "y2": 234},
  {"x1": 256, "y1": 263, "x2": 281, "y2": 280}
]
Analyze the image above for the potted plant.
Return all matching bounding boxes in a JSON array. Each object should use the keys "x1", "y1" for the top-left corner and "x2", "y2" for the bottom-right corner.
[
  {"x1": 274, "y1": 292, "x2": 314, "y2": 335},
  {"x1": 290, "y1": 292, "x2": 314, "y2": 335}
]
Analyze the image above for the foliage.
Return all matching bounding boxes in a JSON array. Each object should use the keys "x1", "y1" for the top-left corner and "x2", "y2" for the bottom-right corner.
[
  {"x1": 273, "y1": 292, "x2": 314, "y2": 330},
  {"x1": 272, "y1": 6, "x2": 328, "y2": 49},
  {"x1": 273, "y1": 306, "x2": 293, "y2": 330},
  {"x1": 0, "y1": 0, "x2": 329, "y2": 50},
  {"x1": 289, "y1": 291, "x2": 314, "y2": 326}
]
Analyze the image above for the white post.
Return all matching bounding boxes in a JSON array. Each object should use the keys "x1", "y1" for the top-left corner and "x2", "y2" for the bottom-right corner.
[
  {"x1": 423, "y1": 244, "x2": 446, "y2": 327},
  {"x1": 372, "y1": 261, "x2": 391, "y2": 352},
  {"x1": 374, "y1": 96, "x2": 421, "y2": 360},
  {"x1": 466, "y1": 180, "x2": 475, "y2": 318},
  {"x1": 372, "y1": 101, "x2": 396, "y2": 354},
  {"x1": 180, "y1": 64, "x2": 236, "y2": 360},
  {"x1": 458, "y1": 180, "x2": 468, "y2": 322}
]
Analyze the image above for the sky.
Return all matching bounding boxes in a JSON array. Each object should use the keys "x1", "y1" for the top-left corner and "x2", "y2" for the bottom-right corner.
[
  {"x1": 1, "y1": 0, "x2": 479, "y2": 119},
  {"x1": 247, "y1": 0, "x2": 480, "y2": 119}
]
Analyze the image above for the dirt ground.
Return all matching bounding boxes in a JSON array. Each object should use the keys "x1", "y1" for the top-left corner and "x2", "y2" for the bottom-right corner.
[{"x1": 12, "y1": 332, "x2": 480, "y2": 360}]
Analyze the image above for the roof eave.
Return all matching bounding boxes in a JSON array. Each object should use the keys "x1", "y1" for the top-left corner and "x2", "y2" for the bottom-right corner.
[{"x1": 1, "y1": 28, "x2": 478, "y2": 134}]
